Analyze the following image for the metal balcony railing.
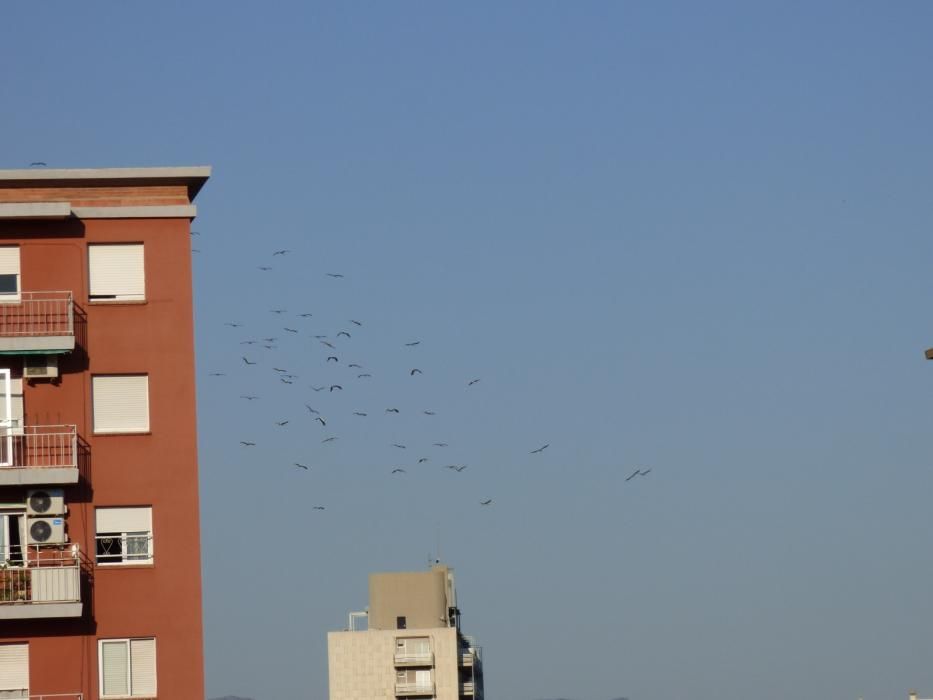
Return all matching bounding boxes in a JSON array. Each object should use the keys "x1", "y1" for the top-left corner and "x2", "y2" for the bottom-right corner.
[
  {"x1": 394, "y1": 651, "x2": 434, "y2": 666},
  {"x1": 0, "y1": 291, "x2": 74, "y2": 338},
  {"x1": 0, "y1": 425, "x2": 78, "y2": 470},
  {"x1": 0, "y1": 544, "x2": 84, "y2": 607},
  {"x1": 395, "y1": 683, "x2": 435, "y2": 697}
]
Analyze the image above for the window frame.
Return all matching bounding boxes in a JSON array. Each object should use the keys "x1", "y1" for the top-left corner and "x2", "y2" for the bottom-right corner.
[
  {"x1": 95, "y1": 507, "x2": 154, "y2": 567},
  {"x1": 98, "y1": 637, "x2": 157, "y2": 699},
  {"x1": 0, "y1": 245, "x2": 21, "y2": 304}
]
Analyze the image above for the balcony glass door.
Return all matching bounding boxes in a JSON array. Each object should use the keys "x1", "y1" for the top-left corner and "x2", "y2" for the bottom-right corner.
[{"x1": 0, "y1": 370, "x2": 11, "y2": 467}]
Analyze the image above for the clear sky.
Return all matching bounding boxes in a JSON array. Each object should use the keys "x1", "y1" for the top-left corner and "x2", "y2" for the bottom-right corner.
[{"x1": 3, "y1": 3, "x2": 933, "y2": 699}]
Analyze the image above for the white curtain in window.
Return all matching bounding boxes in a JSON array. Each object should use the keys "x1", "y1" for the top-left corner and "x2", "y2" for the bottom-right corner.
[{"x1": 88, "y1": 244, "x2": 145, "y2": 300}]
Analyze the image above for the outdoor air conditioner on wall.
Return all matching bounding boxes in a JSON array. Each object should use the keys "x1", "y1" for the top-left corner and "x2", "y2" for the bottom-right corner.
[
  {"x1": 26, "y1": 488, "x2": 65, "y2": 516},
  {"x1": 23, "y1": 354, "x2": 59, "y2": 379},
  {"x1": 27, "y1": 517, "x2": 66, "y2": 545}
]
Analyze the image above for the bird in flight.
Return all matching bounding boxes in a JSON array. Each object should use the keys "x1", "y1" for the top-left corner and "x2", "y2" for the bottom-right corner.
[
  {"x1": 240, "y1": 340, "x2": 258, "y2": 345},
  {"x1": 350, "y1": 319, "x2": 362, "y2": 326},
  {"x1": 530, "y1": 444, "x2": 550, "y2": 454},
  {"x1": 224, "y1": 322, "x2": 242, "y2": 328},
  {"x1": 353, "y1": 412, "x2": 367, "y2": 417},
  {"x1": 29, "y1": 161, "x2": 47, "y2": 167},
  {"x1": 270, "y1": 309, "x2": 286, "y2": 314},
  {"x1": 392, "y1": 443, "x2": 407, "y2": 449},
  {"x1": 326, "y1": 273, "x2": 344, "y2": 278},
  {"x1": 263, "y1": 337, "x2": 278, "y2": 343},
  {"x1": 423, "y1": 410, "x2": 436, "y2": 416},
  {"x1": 386, "y1": 408, "x2": 400, "y2": 413},
  {"x1": 391, "y1": 468, "x2": 406, "y2": 474},
  {"x1": 418, "y1": 458, "x2": 429, "y2": 464},
  {"x1": 273, "y1": 367, "x2": 288, "y2": 373},
  {"x1": 240, "y1": 395, "x2": 259, "y2": 401},
  {"x1": 322, "y1": 436, "x2": 338, "y2": 443},
  {"x1": 240, "y1": 441, "x2": 256, "y2": 447},
  {"x1": 480, "y1": 499, "x2": 493, "y2": 506},
  {"x1": 625, "y1": 468, "x2": 652, "y2": 482},
  {"x1": 284, "y1": 328, "x2": 298, "y2": 333},
  {"x1": 410, "y1": 369, "x2": 423, "y2": 376},
  {"x1": 298, "y1": 313, "x2": 313, "y2": 318},
  {"x1": 312, "y1": 506, "x2": 325, "y2": 510},
  {"x1": 348, "y1": 363, "x2": 363, "y2": 369},
  {"x1": 263, "y1": 345, "x2": 277, "y2": 350},
  {"x1": 320, "y1": 340, "x2": 335, "y2": 349},
  {"x1": 327, "y1": 356, "x2": 339, "y2": 363},
  {"x1": 446, "y1": 464, "x2": 467, "y2": 472},
  {"x1": 433, "y1": 442, "x2": 449, "y2": 447},
  {"x1": 337, "y1": 331, "x2": 351, "y2": 338},
  {"x1": 273, "y1": 249, "x2": 290, "y2": 256},
  {"x1": 468, "y1": 378, "x2": 481, "y2": 386},
  {"x1": 310, "y1": 385, "x2": 325, "y2": 392},
  {"x1": 257, "y1": 266, "x2": 272, "y2": 271},
  {"x1": 208, "y1": 372, "x2": 226, "y2": 377},
  {"x1": 242, "y1": 357, "x2": 256, "y2": 365},
  {"x1": 276, "y1": 420, "x2": 289, "y2": 427},
  {"x1": 405, "y1": 341, "x2": 421, "y2": 347},
  {"x1": 294, "y1": 463, "x2": 310, "y2": 470},
  {"x1": 315, "y1": 417, "x2": 326, "y2": 427},
  {"x1": 305, "y1": 405, "x2": 319, "y2": 414},
  {"x1": 280, "y1": 377, "x2": 294, "y2": 384},
  {"x1": 357, "y1": 373, "x2": 372, "y2": 378},
  {"x1": 329, "y1": 385, "x2": 343, "y2": 392}
]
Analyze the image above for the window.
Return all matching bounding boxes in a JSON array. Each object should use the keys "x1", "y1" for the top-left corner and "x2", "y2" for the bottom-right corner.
[
  {"x1": 88, "y1": 244, "x2": 145, "y2": 302},
  {"x1": 0, "y1": 643, "x2": 28, "y2": 698},
  {"x1": 96, "y1": 507, "x2": 153, "y2": 565},
  {"x1": 92, "y1": 375, "x2": 150, "y2": 434},
  {"x1": 99, "y1": 638, "x2": 156, "y2": 698},
  {"x1": 0, "y1": 247, "x2": 20, "y2": 303},
  {"x1": 396, "y1": 615, "x2": 406, "y2": 630},
  {"x1": 0, "y1": 509, "x2": 26, "y2": 567}
]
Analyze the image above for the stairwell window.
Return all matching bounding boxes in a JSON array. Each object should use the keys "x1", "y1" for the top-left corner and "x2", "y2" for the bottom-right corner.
[
  {"x1": 92, "y1": 375, "x2": 150, "y2": 434},
  {"x1": 99, "y1": 638, "x2": 157, "y2": 698},
  {"x1": 95, "y1": 507, "x2": 153, "y2": 565},
  {"x1": 88, "y1": 244, "x2": 145, "y2": 302},
  {"x1": 0, "y1": 246, "x2": 20, "y2": 303}
]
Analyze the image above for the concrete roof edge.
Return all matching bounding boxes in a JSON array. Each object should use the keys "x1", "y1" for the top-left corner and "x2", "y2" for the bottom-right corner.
[{"x1": 0, "y1": 166, "x2": 212, "y2": 199}]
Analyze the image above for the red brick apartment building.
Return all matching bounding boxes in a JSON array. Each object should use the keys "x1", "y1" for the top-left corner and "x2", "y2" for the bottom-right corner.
[{"x1": 0, "y1": 166, "x2": 210, "y2": 699}]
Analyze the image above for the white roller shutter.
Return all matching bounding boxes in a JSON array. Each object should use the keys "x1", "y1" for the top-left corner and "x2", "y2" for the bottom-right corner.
[
  {"x1": 96, "y1": 507, "x2": 152, "y2": 534},
  {"x1": 93, "y1": 375, "x2": 150, "y2": 433},
  {"x1": 130, "y1": 638, "x2": 157, "y2": 696},
  {"x1": 100, "y1": 641, "x2": 128, "y2": 697},
  {"x1": 0, "y1": 643, "x2": 28, "y2": 694},
  {"x1": 88, "y1": 244, "x2": 145, "y2": 301}
]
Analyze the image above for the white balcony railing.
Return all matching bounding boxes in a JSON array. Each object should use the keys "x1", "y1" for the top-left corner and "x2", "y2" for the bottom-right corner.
[
  {"x1": 0, "y1": 425, "x2": 78, "y2": 470},
  {"x1": 394, "y1": 652, "x2": 434, "y2": 666},
  {"x1": 0, "y1": 291, "x2": 74, "y2": 338},
  {"x1": 0, "y1": 544, "x2": 83, "y2": 607},
  {"x1": 395, "y1": 683, "x2": 435, "y2": 697}
]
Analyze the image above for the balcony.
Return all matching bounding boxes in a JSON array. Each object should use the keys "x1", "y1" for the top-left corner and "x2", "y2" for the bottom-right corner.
[
  {"x1": 394, "y1": 652, "x2": 434, "y2": 667},
  {"x1": 459, "y1": 647, "x2": 482, "y2": 667},
  {"x1": 460, "y1": 682, "x2": 475, "y2": 696},
  {"x1": 0, "y1": 543, "x2": 86, "y2": 619},
  {"x1": 0, "y1": 425, "x2": 79, "y2": 485},
  {"x1": 0, "y1": 291, "x2": 75, "y2": 354},
  {"x1": 395, "y1": 683, "x2": 435, "y2": 697}
]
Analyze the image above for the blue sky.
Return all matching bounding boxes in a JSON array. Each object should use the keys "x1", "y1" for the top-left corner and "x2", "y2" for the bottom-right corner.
[{"x1": 3, "y1": 3, "x2": 933, "y2": 699}]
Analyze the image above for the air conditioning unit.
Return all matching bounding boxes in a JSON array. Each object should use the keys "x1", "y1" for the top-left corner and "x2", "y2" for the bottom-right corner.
[
  {"x1": 26, "y1": 488, "x2": 65, "y2": 516},
  {"x1": 24, "y1": 354, "x2": 58, "y2": 379},
  {"x1": 27, "y1": 517, "x2": 66, "y2": 545}
]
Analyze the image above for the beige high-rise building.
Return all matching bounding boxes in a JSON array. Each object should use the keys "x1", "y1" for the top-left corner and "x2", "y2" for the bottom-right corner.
[{"x1": 328, "y1": 564, "x2": 484, "y2": 700}]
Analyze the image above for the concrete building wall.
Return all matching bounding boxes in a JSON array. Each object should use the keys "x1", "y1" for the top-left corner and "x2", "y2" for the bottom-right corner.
[
  {"x1": 329, "y1": 627, "x2": 461, "y2": 700},
  {"x1": 369, "y1": 565, "x2": 452, "y2": 631}
]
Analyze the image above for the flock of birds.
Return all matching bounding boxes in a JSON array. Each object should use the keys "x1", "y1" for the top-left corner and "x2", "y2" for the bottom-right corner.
[{"x1": 199, "y1": 244, "x2": 653, "y2": 512}]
